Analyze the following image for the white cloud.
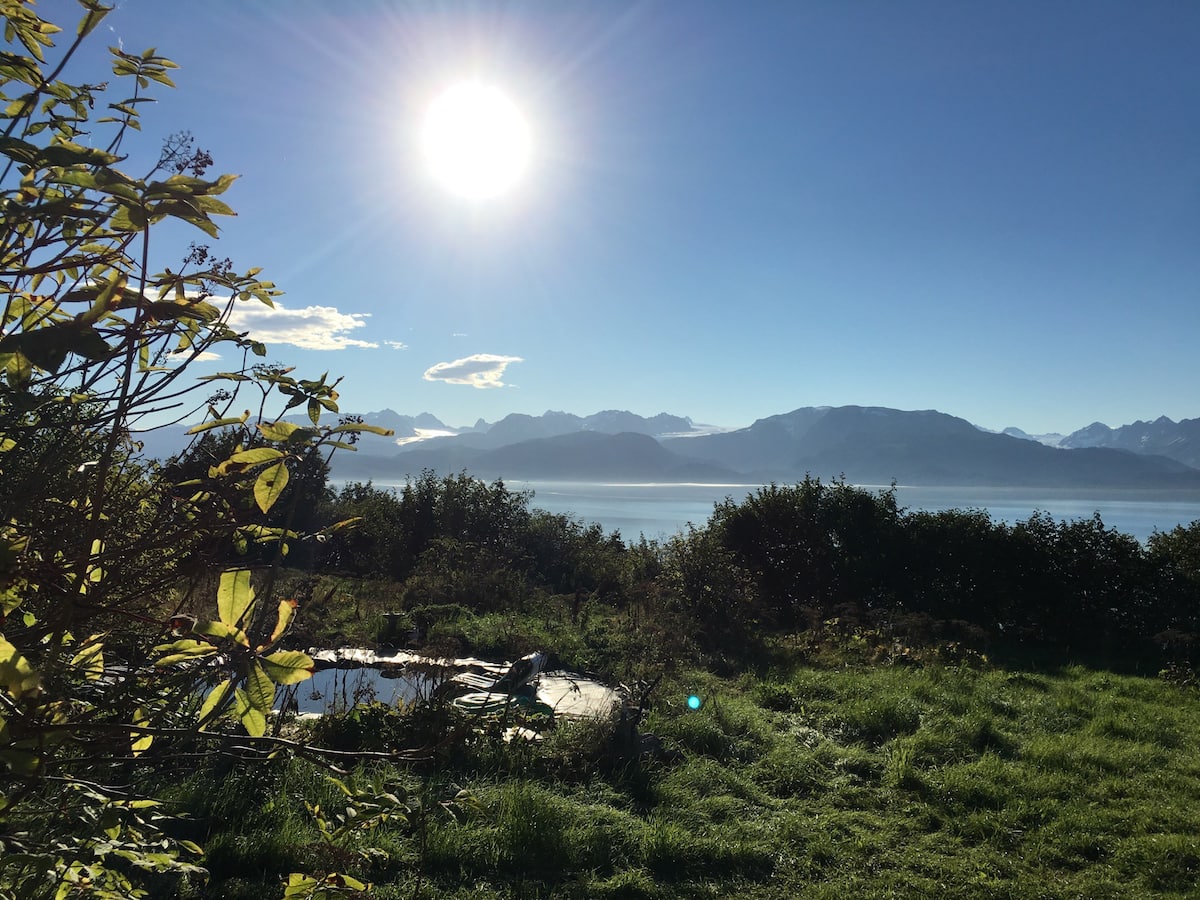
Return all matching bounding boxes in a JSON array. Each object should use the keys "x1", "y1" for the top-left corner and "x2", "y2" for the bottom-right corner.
[
  {"x1": 423, "y1": 354, "x2": 523, "y2": 389},
  {"x1": 226, "y1": 302, "x2": 377, "y2": 350},
  {"x1": 385, "y1": 340, "x2": 408, "y2": 350},
  {"x1": 168, "y1": 348, "x2": 221, "y2": 362}
]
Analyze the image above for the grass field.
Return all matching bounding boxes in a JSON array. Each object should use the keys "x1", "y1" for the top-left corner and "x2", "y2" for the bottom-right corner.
[{"x1": 178, "y1": 659, "x2": 1200, "y2": 899}]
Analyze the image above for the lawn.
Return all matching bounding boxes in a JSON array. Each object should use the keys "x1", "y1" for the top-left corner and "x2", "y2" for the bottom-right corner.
[{"x1": 180, "y1": 660, "x2": 1200, "y2": 899}]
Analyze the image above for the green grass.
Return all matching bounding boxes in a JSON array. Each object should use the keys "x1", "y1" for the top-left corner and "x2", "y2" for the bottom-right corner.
[{"x1": 181, "y1": 660, "x2": 1200, "y2": 899}]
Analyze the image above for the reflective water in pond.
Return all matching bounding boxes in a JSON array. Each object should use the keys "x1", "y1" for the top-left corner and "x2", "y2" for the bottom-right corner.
[
  {"x1": 290, "y1": 662, "x2": 622, "y2": 720},
  {"x1": 292, "y1": 666, "x2": 439, "y2": 714}
]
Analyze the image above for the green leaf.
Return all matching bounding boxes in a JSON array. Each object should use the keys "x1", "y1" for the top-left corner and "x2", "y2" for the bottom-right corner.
[
  {"x1": 0, "y1": 748, "x2": 40, "y2": 776},
  {"x1": 186, "y1": 415, "x2": 247, "y2": 434},
  {"x1": 334, "y1": 875, "x2": 369, "y2": 892},
  {"x1": 282, "y1": 874, "x2": 319, "y2": 899},
  {"x1": 191, "y1": 618, "x2": 249, "y2": 648},
  {"x1": 261, "y1": 650, "x2": 315, "y2": 685},
  {"x1": 217, "y1": 569, "x2": 255, "y2": 630},
  {"x1": 0, "y1": 636, "x2": 40, "y2": 699},
  {"x1": 198, "y1": 678, "x2": 236, "y2": 726},
  {"x1": 227, "y1": 447, "x2": 284, "y2": 467},
  {"x1": 131, "y1": 707, "x2": 153, "y2": 756},
  {"x1": 195, "y1": 195, "x2": 235, "y2": 217},
  {"x1": 260, "y1": 599, "x2": 299, "y2": 650},
  {"x1": 110, "y1": 203, "x2": 149, "y2": 231},
  {"x1": 245, "y1": 661, "x2": 275, "y2": 716},
  {"x1": 234, "y1": 686, "x2": 266, "y2": 737},
  {"x1": 254, "y1": 461, "x2": 289, "y2": 514},
  {"x1": 153, "y1": 639, "x2": 217, "y2": 666},
  {"x1": 78, "y1": 6, "x2": 110, "y2": 38},
  {"x1": 147, "y1": 299, "x2": 219, "y2": 322},
  {"x1": 4, "y1": 351, "x2": 33, "y2": 386},
  {"x1": 257, "y1": 420, "x2": 299, "y2": 441},
  {"x1": 0, "y1": 325, "x2": 73, "y2": 373},
  {"x1": 329, "y1": 423, "x2": 396, "y2": 437},
  {"x1": 69, "y1": 638, "x2": 104, "y2": 681}
]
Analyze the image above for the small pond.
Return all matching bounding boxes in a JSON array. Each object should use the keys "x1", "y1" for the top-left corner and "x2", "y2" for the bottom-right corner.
[{"x1": 289, "y1": 650, "x2": 621, "y2": 720}]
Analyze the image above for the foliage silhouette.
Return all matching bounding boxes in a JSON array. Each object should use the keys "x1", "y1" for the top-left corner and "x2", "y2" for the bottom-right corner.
[{"x1": 0, "y1": 4, "x2": 390, "y2": 895}]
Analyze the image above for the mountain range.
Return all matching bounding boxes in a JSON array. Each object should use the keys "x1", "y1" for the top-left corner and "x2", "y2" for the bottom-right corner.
[
  {"x1": 137, "y1": 406, "x2": 1200, "y2": 490},
  {"x1": 327, "y1": 406, "x2": 1200, "y2": 489}
]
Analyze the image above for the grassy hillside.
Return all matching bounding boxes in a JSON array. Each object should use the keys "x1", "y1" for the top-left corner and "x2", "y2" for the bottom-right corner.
[{"x1": 181, "y1": 659, "x2": 1200, "y2": 898}]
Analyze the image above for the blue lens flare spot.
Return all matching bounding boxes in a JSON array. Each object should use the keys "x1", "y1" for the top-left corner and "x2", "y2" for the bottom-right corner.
[{"x1": 687, "y1": 695, "x2": 702, "y2": 710}]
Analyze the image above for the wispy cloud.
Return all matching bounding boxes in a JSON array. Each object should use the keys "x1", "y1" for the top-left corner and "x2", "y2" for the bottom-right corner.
[
  {"x1": 169, "y1": 348, "x2": 221, "y2": 362},
  {"x1": 423, "y1": 354, "x2": 523, "y2": 389},
  {"x1": 226, "y1": 302, "x2": 376, "y2": 350},
  {"x1": 385, "y1": 340, "x2": 408, "y2": 350}
]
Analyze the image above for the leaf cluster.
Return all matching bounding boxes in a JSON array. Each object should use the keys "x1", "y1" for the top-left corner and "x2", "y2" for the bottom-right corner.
[{"x1": 0, "y1": 5, "x2": 391, "y2": 897}]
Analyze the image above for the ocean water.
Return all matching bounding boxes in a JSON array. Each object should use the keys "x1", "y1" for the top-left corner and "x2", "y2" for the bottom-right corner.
[
  {"x1": 508, "y1": 481, "x2": 1200, "y2": 544},
  {"x1": 345, "y1": 479, "x2": 1200, "y2": 544}
]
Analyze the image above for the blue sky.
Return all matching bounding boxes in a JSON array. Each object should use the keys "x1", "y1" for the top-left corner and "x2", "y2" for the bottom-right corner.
[{"x1": 48, "y1": 0, "x2": 1200, "y2": 434}]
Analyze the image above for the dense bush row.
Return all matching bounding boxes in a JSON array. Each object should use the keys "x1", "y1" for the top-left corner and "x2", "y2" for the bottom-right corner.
[
  {"x1": 308, "y1": 472, "x2": 1200, "y2": 670},
  {"x1": 690, "y1": 479, "x2": 1200, "y2": 666}
]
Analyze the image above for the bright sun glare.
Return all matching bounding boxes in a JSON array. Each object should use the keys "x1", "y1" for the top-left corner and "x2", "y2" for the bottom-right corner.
[{"x1": 422, "y1": 82, "x2": 532, "y2": 200}]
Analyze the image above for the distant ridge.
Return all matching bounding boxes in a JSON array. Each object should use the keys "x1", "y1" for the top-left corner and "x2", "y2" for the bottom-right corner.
[
  {"x1": 658, "y1": 406, "x2": 1200, "y2": 488},
  {"x1": 1057, "y1": 416, "x2": 1200, "y2": 470},
  {"x1": 1001, "y1": 426, "x2": 1066, "y2": 448},
  {"x1": 139, "y1": 404, "x2": 1200, "y2": 490},
  {"x1": 334, "y1": 430, "x2": 736, "y2": 482}
]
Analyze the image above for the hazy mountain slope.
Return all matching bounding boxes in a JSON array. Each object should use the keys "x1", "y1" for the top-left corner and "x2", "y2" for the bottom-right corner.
[
  {"x1": 1059, "y1": 416, "x2": 1200, "y2": 469},
  {"x1": 666, "y1": 406, "x2": 1200, "y2": 487},
  {"x1": 1001, "y1": 427, "x2": 1067, "y2": 447},
  {"x1": 137, "y1": 404, "x2": 1200, "y2": 490},
  {"x1": 449, "y1": 410, "x2": 698, "y2": 450},
  {"x1": 332, "y1": 431, "x2": 738, "y2": 481}
]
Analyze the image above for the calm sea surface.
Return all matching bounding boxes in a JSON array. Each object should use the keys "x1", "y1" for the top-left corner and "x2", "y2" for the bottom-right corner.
[{"x1": 353, "y1": 479, "x2": 1200, "y2": 544}]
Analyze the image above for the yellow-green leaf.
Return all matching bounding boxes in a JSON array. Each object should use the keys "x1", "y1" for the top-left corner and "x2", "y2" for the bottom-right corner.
[
  {"x1": 0, "y1": 636, "x2": 40, "y2": 699},
  {"x1": 217, "y1": 569, "x2": 255, "y2": 630},
  {"x1": 226, "y1": 447, "x2": 284, "y2": 466},
  {"x1": 154, "y1": 639, "x2": 218, "y2": 666},
  {"x1": 282, "y1": 874, "x2": 319, "y2": 898},
  {"x1": 131, "y1": 707, "x2": 153, "y2": 756},
  {"x1": 85, "y1": 538, "x2": 104, "y2": 585},
  {"x1": 245, "y1": 661, "x2": 275, "y2": 714},
  {"x1": 192, "y1": 618, "x2": 249, "y2": 648},
  {"x1": 186, "y1": 415, "x2": 247, "y2": 434},
  {"x1": 254, "y1": 461, "x2": 289, "y2": 514},
  {"x1": 257, "y1": 420, "x2": 299, "y2": 442},
  {"x1": 233, "y1": 686, "x2": 266, "y2": 737},
  {"x1": 261, "y1": 650, "x2": 315, "y2": 686},
  {"x1": 69, "y1": 638, "x2": 104, "y2": 681},
  {"x1": 330, "y1": 423, "x2": 396, "y2": 437},
  {"x1": 260, "y1": 599, "x2": 299, "y2": 651},
  {"x1": 198, "y1": 678, "x2": 235, "y2": 727}
]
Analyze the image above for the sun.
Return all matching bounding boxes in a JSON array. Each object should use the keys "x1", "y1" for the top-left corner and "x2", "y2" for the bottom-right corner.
[{"x1": 421, "y1": 82, "x2": 532, "y2": 200}]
